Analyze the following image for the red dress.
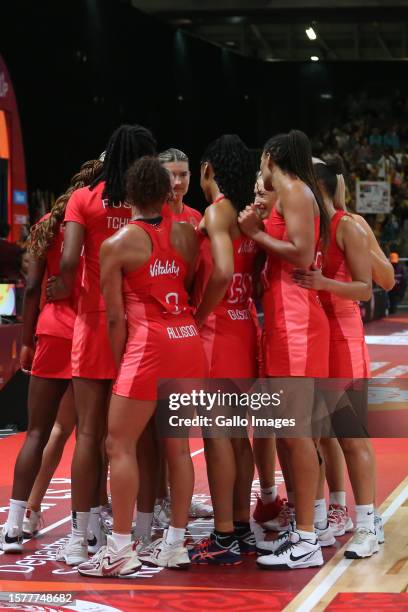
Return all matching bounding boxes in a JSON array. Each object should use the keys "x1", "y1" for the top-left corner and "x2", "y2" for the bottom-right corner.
[
  {"x1": 262, "y1": 207, "x2": 329, "y2": 377},
  {"x1": 162, "y1": 202, "x2": 202, "y2": 228},
  {"x1": 113, "y1": 216, "x2": 205, "y2": 401},
  {"x1": 64, "y1": 182, "x2": 132, "y2": 379},
  {"x1": 319, "y1": 211, "x2": 371, "y2": 378},
  {"x1": 193, "y1": 197, "x2": 259, "y2": 378}
]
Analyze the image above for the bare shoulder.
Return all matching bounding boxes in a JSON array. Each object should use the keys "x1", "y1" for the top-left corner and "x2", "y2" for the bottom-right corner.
[
  {"x1": 205, "y1": 198, "x2": 235, "y2": 228},
  {"x1": 350, "y1": 213, "x2": 371, "y2": 234},
  {"x1": 340, "y1": 214, "x2": 367, "y2": 241},
  {"x1": 101, "y1": 223, "x2": 145, "y2": 257}
]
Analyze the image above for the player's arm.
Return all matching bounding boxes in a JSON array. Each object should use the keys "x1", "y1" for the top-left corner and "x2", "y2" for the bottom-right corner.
[
  {"x1": 293, "y1": 219, "x2": 372, "y2": 301},
  {"x1": 20, "y1": 255, "x2": 46, "y2": 373},
  {"x1": 46, "y1": 221, "x2": 84, "y2": 301},
  {"x1": 173, "y1": 223, "x2": 199, "y2": 293},
  {"x1": 194, "y1": 204, "x2": 234, "y2": 328},
  {"x1": 100, "y1": 238, "x2": 127, "y2": 370},
  {"x1": 239, "y1": 187, "x2": 315, "y2": 267},
  {"x1": 352, "y1": 214, "x2": 395, "y2": 290}
]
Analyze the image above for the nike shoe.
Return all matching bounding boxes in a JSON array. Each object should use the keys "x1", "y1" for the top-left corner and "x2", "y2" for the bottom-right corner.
[
  {"x1": 141, "y1": 529, "x2": 190, "y2": 569},
  {"x1": 87, "y1": 527, "x2": 107, "y2": 554},
  {"x1": 253, "y1": 494, "x2": 284, "y2": 524},
  {"x1": 235, "y1": 527, "x2": 256, "y2": 555},
  {"x1": 22, "y1": 509, "x2": 44, "y2": 538},
  {"x1": 257, "y1": 530, "x2": 323, "y2": 570},
  {"x1": 133, "y1": 534, "x2": 152, "y2": 555},
  {"x1": 78, "y1": 536, "x2": 142, "y2": 577},
  {"x1": 189, "y1": 499, "x2": 214, "y2": 519},
  {"x1": 375, "y1": 512, "x2": 385, "y2": 545},
  {"x1": 316, "y1": 524, "x2": 336, "y2": 547},
  {"x1": 153, "y1": 498, "x2": 171, "y2": 529},
  {"x1": 344, "y1": 527, "x2": 379, "y2": 559},
  {"x1": 328, "y1": 504, "x2": 354, "y2": 536},
  {"x1": 0, "y1": 525, "x2": 23, "y2": 553},
  {"x1": 262, "y1": 500, "x2": 295, "y2": 531},
  {"x1": 256, "y1": 529, "x2": 291, "y2": 556},
  {"x1": 55, "y1": 539, "x2": 88, "y2": 566},
  {"x1": 189, "y1": 532, "x2": 242, "y2": 566}
]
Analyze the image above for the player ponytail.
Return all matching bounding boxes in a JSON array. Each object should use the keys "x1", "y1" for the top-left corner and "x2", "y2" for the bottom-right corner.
[{"x1": 28, "y1": 159, "x2": 103, "y2": 258}]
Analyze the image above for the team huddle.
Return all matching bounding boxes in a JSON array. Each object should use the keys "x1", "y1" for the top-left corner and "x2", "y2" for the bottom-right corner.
[{"x1": 0, "y1": 124, "x2": 395, "y2": 577}]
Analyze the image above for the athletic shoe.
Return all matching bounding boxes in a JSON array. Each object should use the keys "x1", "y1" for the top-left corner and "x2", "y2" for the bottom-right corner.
[
  {"x1": 256, "y1": 529, "x2": 291, "y2": 555},
  {"x1": 375, "y1": 513, "x2": 385, "y2": 545},
  {"x1": 22, "y1": 509, "x2": 44, "y2": 538},
  {"x1": 262, "y1": 500, "x2": 295, "y2": 531},
  {"x1": 78, "y1": 536, "x2": 141, "y2": 577},
  {"x1": 153, "y1": 498, "x2": 171, "y2": 529},
  {"x1": 189, "y1": 499, "x2": 214, "y2": 518},
  {"x1": 344, "y1": 527, "x2": 379, "y2": 559},
  {"x1": 87, "y1": 527, "x2": 106, "y2": 554},
  {"x1": 55, "y1": 539, "x2": 88, "y2": 566},
  {"x1": 257, "y1": 530, "x2": 323, "y2": 570},
  {"x1": 0, "y1": 525, "x2": 23, "y2": 553},
  {"x1": 253, "y1": 494, "x2": 284, "y2": 524},
  {"x1": 316, "y1": 524, "x2": 336, "y2": 547},
  {"x1": 141, "y1": 529, "x2": 190, "y2": 569},
  {"x1": 100, "y1": 502, "x2": 113, "y2": 534},
  {"x1": 189, "y1": 532, "x2": 242, "y2": 566},
  {"x1": 235, "y1": 528, "x2": 256, "y2": 555},
  {"x1": 328, "y1": 504, "x2": 354, "y2": 536}
]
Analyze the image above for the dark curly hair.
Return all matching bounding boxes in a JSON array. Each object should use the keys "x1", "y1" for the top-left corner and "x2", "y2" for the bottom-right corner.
[
  {"x1": 91, "y1": 124, "x2": 157, "y2": 206},
  {"x1": 264, "y1": 130, "x2": 329, "y2": 242},
  {"x1": 125, "y1": 157, "x2": 171, "y2": 209},
  {"x1": 201, "y1": 134, "x2": 254, "y2": 212}
]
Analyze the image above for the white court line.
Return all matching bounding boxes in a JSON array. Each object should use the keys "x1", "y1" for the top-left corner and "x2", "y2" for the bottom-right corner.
[
  {"x1": 296, "y1": 480, "x2": 408, "y2": 612},
  {"x1": 365, "y1": 335, "x2": 408, "y2": 346},
  {"x1": 374, "y1": 365, "x2": 408, "y2": 379},
  {"x1": 370, "y1": 362, "x2": 388, "y2": 372},
  {"x1": 190, "y1": 447, "x2": 204, "y2": 458}
]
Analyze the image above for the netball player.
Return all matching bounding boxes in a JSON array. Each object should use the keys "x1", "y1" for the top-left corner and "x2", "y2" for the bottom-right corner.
[
  {"x1": 0, "y1": 160, "x2": 101, "y2": 552},
  {"x1": 159, "y1": 148, "x2": 202, "y2": 227},
  {"x1": 188, "y1": 135, "x2": 259, "y2": 566},
  {"x1": 239, "y1": 130, "x2": 330, "y2": 570},
  {"x1": 78, "y1": 157, "x2": 205, "y2": 577},
  {"x1": 47, "y1": 125, "x2": 157, "y2": 566}
]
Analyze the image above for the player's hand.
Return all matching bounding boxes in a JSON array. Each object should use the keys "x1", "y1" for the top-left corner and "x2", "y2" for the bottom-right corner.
[
  {"x1": 292, "y1": 265, "x2": 326, "y2": 291},
  {"x1": 46, "y1": 276, "x2": 69, "y2": 301},
  {"x1": 238, "y1": 205, "x2": 263, "y2": 238},
  {"x1": 20, "y1": 344, "x2": 35, "y2": 375}
]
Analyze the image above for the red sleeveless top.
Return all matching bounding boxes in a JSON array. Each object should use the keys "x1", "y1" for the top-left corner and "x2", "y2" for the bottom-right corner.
[{"x1": 123, "y1": 216, "x2": 190, "y2": 318}]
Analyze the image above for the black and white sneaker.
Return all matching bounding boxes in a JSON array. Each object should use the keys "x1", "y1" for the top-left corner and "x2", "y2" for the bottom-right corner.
[
  {"x1": 0, "y1": 525, "x2": 23, "y2": 553},
  {"x1": 256, "y1": 529, "x2": 291, "y2": 556},
  {"x1": 344, "y1": 527, "x2": 379, "y2": 559},
  {"x1": 257, "y1": 530, "x2": 323, "y2": 570},
  {"x1": 374, "y1": 513, "x2": 385, "y2": 545}
]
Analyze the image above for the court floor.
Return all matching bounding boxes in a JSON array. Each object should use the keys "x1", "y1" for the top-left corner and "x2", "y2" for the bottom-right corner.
[{"x1": 0, "y1": 312, "x2": 407, "y2": 611}]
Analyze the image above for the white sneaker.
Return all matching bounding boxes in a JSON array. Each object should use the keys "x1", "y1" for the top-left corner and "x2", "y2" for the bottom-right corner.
[
  {"x1": 316, "y1": 524, "x2": 336, "y2": 547},
  {"x1": 375, "y1": 513, "x2": 385, "y2": 545},
  {"x1": 133, "y1": 534, "x2": 152, "y2": 554},
  {"x1": 328, "y1": 504, "x2": 354, "y2": 536},
  {"x1": 153, "y1": 498, "x2": 171, "y2": 529},
  {"x1": 22, "y1": 509, "x2": 44, "y2": 538},
  {"x1": 100, "y1": 503, "x2": 113, "y2": 535},
  {"x1": 87, "y1": 527, "x2": 107, "y2": 554},
  {"x1": 78, "y1": 535, "x2": 142, "y2": 577},
  {"x1": 0, "y1": 525, "x2": 23, "y2": 553},
  {"x1": 56, "y1": 539, "x2": 88, "y2": 566},
  {"x1": 256, "y1": 530, "x2": 291, "y2": 555},
  {"x1": 262, "y1": 501, "x2": 295, "y2": 532},
  {"x1": 257, "y1": 530, "x2": 323, "y2": 570},
  {"x1": 189, "y1": 499, "x2": 214, "y2": 518},
  {"x1": 143, "y1": 529, "x2": 190, "y2": 569},
  {"x1": 344, "y1": 527, "x2": 379, "y2": 559}
]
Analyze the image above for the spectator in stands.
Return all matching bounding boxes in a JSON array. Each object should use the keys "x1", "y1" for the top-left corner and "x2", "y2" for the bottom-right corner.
[
  {"x1": 355, "y1": 137, "x2": 372, "y2": 164},
  {"x1": 388, "y1": 252, "x2": 407, "y2": 313},
  {"x1": 369, "y1": 127, "x2": 383, "y2": 152},
  {"x1": 0, "y1": 221, "x2": 23, "y2": 282},
  {"x1": 377, "y1": 147, "x2": 397, "y2": 180},
  {"x1": 384, "y1": 126, "x2": 400, "y2": 151}
]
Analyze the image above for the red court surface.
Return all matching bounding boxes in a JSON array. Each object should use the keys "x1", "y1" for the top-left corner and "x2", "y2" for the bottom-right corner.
[{"x1": 0, "y1": 312, "x2": 407, "y2": 611}]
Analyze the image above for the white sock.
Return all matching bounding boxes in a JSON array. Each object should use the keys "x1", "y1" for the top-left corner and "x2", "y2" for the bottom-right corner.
[
  {"x1": 71, "y1": 511, "x2": 90, "y2": 543},
  {"x1": 133, "y1": 511, "x2": 153, "y2": 538},
  {"x1": 89, "y1": 506, "x2": 101, "y2": 535},
  {"x1": 329, "y1": 491, "x2": 346, "y2": 507},
  {"x1": 297, "y1": 529, "x2": 317, "y2": 543},
  {"x1": 6, "y1": 499, "x2": 27, "y2": 531},
  {"x1": 261, "y1": 485, "x2": 278, "y2": 505},
  {"x1": 112, "y1": 531, "x2": 131, "y2": 549},
  {"x1": 166, "y1": 526, "x2": 185, "y2": 545},
  {"x1": 355, "y1": 504, "x2": 375, "y2": 531},
  {"x1": 287, "y1": 491, "x2": 295, "y2": 505},
  {"x1": 314, "y1": 498, "x2": 328, "y2": 529}
]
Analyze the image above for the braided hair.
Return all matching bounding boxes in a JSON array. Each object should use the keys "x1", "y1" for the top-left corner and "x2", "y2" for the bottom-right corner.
[
  {"x1": 158, "y1": 148, "x2": 189, "y2": 164},
  {"x1": 201, "y1": 135, "x2": 254, "y2": 212},
  {"x1": 92, "y1": 124, "x2": 157, "y2": 206},
  {"x1": 264, "y1": 130, "x2": 329, "y2": 242},
  {"x1": 28, "y1": 159, "x2": 103, "y2": 259}
]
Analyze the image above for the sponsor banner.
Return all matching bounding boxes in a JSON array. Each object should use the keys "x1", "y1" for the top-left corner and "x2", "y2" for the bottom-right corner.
[{"x1": 356, "y1": 180, "x2": 391, "y2": 213}]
